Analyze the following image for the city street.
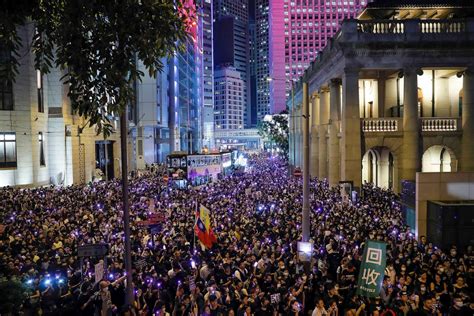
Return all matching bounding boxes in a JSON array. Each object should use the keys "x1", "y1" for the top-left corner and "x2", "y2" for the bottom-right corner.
[
  {"x1": 1, "y1": 155, "x2": 470, "y2": 315},
  {"x1": 1, "y1": 0, "x2": 473, "y2": 315}
]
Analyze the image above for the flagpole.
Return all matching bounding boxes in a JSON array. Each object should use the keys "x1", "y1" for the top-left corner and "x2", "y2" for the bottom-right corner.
[{"x1": 193, "y1": 200, "x2": 197, "y2": 252}]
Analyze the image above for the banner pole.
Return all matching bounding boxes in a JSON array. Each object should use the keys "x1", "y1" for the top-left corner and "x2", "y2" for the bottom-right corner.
[{"x1": 193, "y1": 200, "x2": 197, "y2": 252}]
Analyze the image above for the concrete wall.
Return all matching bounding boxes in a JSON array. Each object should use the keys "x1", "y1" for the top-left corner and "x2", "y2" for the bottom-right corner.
[{"x1": 416, "y1": 172, "x2": 474, "y2": 238}]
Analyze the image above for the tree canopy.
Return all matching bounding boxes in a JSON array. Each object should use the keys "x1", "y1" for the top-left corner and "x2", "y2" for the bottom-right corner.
[
  {"x1": 0, "y1": 0, "x2": 190, "y2": 136},
  {"x1": 258, "y1": 111, "x2": 289, "y2": 158}
]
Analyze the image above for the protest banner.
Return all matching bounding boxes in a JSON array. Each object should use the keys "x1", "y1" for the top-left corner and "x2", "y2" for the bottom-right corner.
[
  {"x1": 356, "y1": 240, "x2": 387, "y2": 298},
  {"x1": 271, "y1": 293, "x2": 281, "y2": 304},
  {"x1": 94, "y1": 260, "x2": 104, "y2": 283}
]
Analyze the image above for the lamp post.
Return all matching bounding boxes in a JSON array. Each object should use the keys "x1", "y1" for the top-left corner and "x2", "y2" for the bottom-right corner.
[
  {"x1": 302, "y1": 79, "x2": 310, "y2": 243},
  {"x1": 119, "y1": 109, "x2": 133, "y2": 306},
  {"x1": 268, "y1": 75, "x2": 309, "y2": 246},
  {"x1": 267, "y1": 77, "x2": 295, "y2": 167}
]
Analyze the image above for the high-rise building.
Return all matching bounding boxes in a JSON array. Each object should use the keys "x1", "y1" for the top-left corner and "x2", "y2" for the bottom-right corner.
[
  {"x1": 198, "y1": 0, "x2": 215, "y2": 150},
  {"x1": 214, "y1": 67, "x2": 245, "y2": 130},
  {"x1": 132, "y1": 0, "x2": 206, "y2": 167},
  {"x1": 269, "y1": 0, "x2": 367, "y2": 113},
  {"x1": 213, "y1": 0, "x2": 249, "y2": 127},
  {"x1": 248, "y1": 0, "x2": 258, "y2": 127},
  {"x1": 255, "y1": 0, "x2": 271, "y2": 122}
]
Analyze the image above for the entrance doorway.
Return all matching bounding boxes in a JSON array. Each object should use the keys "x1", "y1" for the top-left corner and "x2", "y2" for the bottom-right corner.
[
  {"x1": 95, "y1": 141, "x2": 115, "y2": 180},
  {"x1": 362, "y1": 147, "x2": 396, "y2": 190}
]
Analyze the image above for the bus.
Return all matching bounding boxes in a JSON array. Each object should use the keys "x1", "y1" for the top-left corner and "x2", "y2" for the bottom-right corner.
[{"x1": 166, "y1": 150, "x2": 238, "y2": 187}]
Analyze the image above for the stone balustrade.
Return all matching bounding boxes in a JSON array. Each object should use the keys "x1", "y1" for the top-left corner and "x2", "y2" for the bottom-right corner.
[
  {"x1": 362, "y1": 118, "x2": 401, "y2": 132},
  {"x1": 362, "y1": 117, "x2": 461, "y2": 133},
  {"x1": 421, "y1": 118, "x2": 460, "y2": 132},
  {"x1": 357, "y1": 20, "x2": 405, "y2": 34},
  {"x1": 357, "y1": 19, "x2": 467, "y2": 35},
  {"x1": 420, "y1": 20, "x2": 465, "y2": 33}
]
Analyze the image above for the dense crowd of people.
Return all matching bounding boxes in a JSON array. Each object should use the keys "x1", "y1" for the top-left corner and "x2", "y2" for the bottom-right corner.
[{"x1": 0, "y1": 154, "x2": 472, "y2": 316}]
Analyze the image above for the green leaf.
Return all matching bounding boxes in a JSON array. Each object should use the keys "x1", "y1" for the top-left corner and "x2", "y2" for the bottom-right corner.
[{"x1": 1, "y1": 0, "x2": 189, "y2": 138}]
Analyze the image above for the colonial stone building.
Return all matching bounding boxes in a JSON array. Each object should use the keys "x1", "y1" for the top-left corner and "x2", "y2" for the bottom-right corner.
[
  {"x1": 0, "y1": 24, "x2": 122, "y2": 187},
  {"x1": 289, "y1": 0, "x2": 474, "y2": 194}
]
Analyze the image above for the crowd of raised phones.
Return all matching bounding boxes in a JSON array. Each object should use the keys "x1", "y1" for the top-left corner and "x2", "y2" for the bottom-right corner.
[{"x1": 0, "y1": 154, "x2": 472, "y2": 316}]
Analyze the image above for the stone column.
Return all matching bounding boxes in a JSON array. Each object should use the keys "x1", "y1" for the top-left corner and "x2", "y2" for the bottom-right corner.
[
  {"x1": 341, "y1": 69, "x2": 362, "y2": 189},
  {"x1": 310, "y1": 93, "x2": 320, "y2": 177},
  {"x1": 318, "y1": 88, "x2": 329, "y2": 179},
  {"x1": 328, "y1": 78, "x2": 341, "y2": 186},
  {"x1": 461, "y1": 67, "x2": 474, "y2": 171},
  {"x1": 401, "y1": 68, "x2": 421, "y2": 181}
]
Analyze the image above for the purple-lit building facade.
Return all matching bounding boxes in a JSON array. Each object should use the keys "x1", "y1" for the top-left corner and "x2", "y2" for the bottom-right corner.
[{"x1": 269, "y1": 0, "x2": 367, "y2": 114}]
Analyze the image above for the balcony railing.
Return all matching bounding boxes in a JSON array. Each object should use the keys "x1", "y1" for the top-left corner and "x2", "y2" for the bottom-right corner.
[
  {"x1": 420, "y1": 20, "x2": 465, "y2": 33},
  {"x1": 362, "y1": 118, "x2": 401, "y2": 132},
  {"x1": 421, "y1": 118, "x2": 460, "y2": 132},
  {"x1": 357, "y1": 19, "x2": 467, "y2": 35},
  {"x1": 362, "y1": 117, "x2": 461, "y2": 134},
  {"x1": 357, "y1": 20, "x2": 405, "y2": 34}
]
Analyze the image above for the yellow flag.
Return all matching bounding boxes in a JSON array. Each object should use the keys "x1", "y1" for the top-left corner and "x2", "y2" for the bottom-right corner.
[{"x1": 200, "y1": 205, "x2": 211, "y2": 232}]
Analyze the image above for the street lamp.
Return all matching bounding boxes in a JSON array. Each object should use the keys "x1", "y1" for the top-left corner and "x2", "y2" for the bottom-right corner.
[
  {"x1": 269, "y1": 75, "x2": 309, "y2": 249},
  {"x1": 266, "y1": 77, "x2": 296, "y2": 168}
]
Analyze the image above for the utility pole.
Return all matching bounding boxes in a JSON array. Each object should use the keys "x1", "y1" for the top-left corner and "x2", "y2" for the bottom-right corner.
[
  {"x1": 302, "y1": 79, "x2": 310, "y2": 242},
  {"x1": 120, "y1": 109, "x2": 133, "y2": 306},
  {"x1": 291, "y1": 82, "x2": 296, "y2": 169}
]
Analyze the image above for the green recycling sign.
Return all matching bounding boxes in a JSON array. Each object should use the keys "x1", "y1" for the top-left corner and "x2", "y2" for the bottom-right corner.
[{"x1": 356, "y1": 240, "x2": 387, "y2": 298}]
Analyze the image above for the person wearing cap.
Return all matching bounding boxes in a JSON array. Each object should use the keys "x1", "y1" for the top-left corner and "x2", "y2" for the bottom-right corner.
[{"x1": 392, "y1": 291, "x2": 412, "y2": 316}]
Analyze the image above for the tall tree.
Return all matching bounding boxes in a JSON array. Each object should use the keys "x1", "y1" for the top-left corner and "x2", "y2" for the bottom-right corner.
[
  {"x1": 0, "y1": 0, "x2": 190, "y2": 307},
  {"x1": 2, "y1": 0, "x2": 190, "y2": 136}
]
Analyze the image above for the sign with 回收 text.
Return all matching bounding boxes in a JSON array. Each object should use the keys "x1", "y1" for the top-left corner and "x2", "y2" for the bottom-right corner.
[{"x1": 356, "y1": 240, "x2": 387, "y2": 298}]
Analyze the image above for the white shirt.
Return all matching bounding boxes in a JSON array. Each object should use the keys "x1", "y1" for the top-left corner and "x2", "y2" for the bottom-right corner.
[{"x1": 312, "y1": 307, "x2": 328, "y2": 316}]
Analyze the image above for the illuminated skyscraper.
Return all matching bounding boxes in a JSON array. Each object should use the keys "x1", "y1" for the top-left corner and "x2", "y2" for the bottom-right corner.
[
  {"x1": 255, "y1": 0, "x2": 271, "y2": 122},
  {"x1": 269, "y1": 0, "x2": 367, "y2": 113},
  {"x1": 198, "y1": 0, "x2": 215, "y2": 149}
]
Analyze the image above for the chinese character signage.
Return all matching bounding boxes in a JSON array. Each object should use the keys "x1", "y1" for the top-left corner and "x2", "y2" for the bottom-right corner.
[{"x1": 356, "y1": 240, "x2": 387, "y2": 297}]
